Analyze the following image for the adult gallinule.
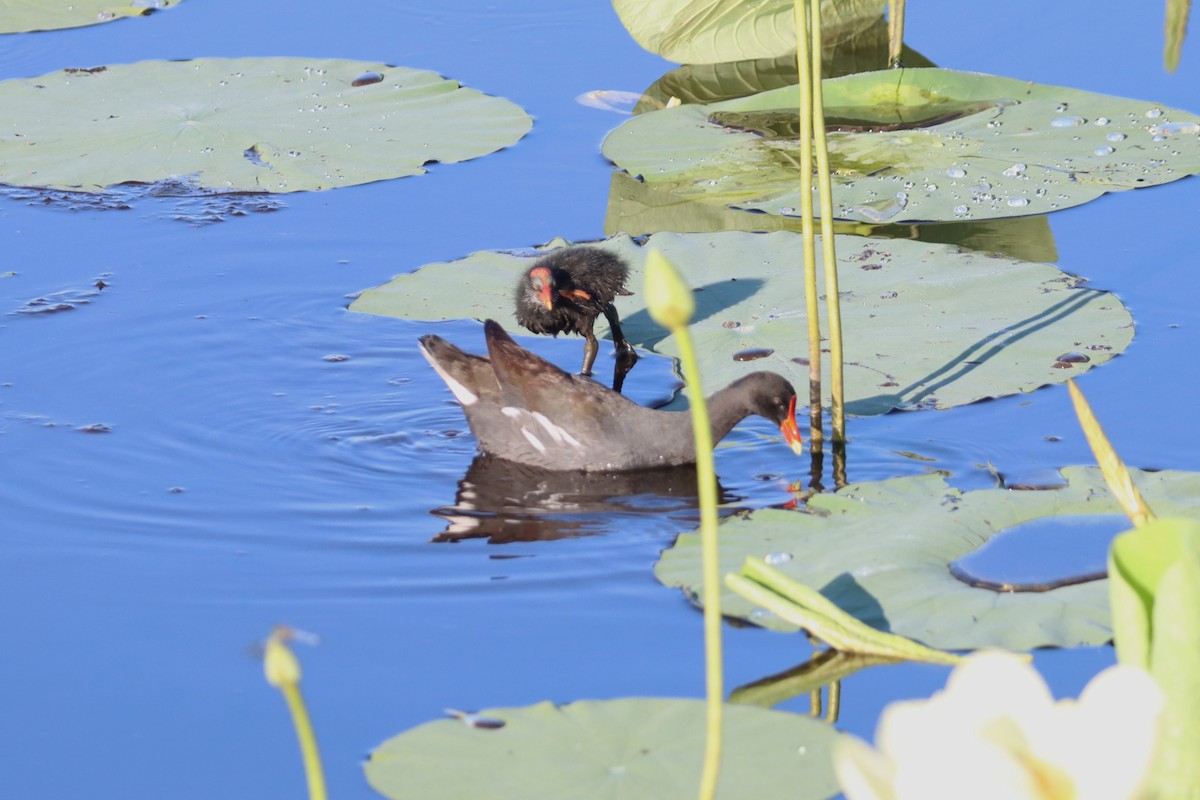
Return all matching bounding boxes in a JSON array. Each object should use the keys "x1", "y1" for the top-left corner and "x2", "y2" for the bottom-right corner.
[
  {"x1": 419, "y1": 320, "x2": 804, "y2": 471},
  {"x1": 514, "y1": 247, "x2": 637, "y2": 377}
]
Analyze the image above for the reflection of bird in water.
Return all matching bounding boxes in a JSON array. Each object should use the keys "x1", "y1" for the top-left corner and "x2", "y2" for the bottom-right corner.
[
  {"x1": 418, "y1": 320, "x2": 804, "y2": 471},
  {"x1": 514, "y1": 247, "x2": 638, "y2": 379},
  {"x1": 431, "y1": 454, "x2": 732, "y2": 543}
]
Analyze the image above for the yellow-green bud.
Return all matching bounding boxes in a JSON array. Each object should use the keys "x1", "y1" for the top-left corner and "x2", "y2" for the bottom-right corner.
[
  {"x1": 644, "y1": 249, "x2": 694, "y2": 331},
  {"x1": 264, "y1": 628, "x2": 302, "y2": 687}
]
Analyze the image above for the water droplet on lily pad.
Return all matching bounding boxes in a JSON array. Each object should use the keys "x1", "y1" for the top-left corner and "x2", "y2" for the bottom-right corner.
[
  {"x1": 764, "y1": 552, "x2": 794, "y2": 566},
  {"x1": 1051, "y1": 116, "x2": 1086, "y2": 128},
  {"x1": 947, "y1": 167, "x2": 967, "y2": 179},
  {"x1": 846, "y1": 192, "x2": 908, "y2": 223},
  {"x1": 1150, "y1": 121, "x2": 1200, "y2": 137}
]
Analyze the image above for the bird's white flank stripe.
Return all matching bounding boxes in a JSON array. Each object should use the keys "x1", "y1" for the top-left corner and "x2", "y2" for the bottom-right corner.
[
  {"x1": 500, "y1": 407, "x2": 555, "y2": 454},
  {"x1": 531, "y1": 411, "x2": 582, "y2": 448},
  {"x1": 419, "y1": 343, "x2": 478, "y2": 406},
  {"x1": 519, "y1": 427, "x2": 547, "y2": 454}
]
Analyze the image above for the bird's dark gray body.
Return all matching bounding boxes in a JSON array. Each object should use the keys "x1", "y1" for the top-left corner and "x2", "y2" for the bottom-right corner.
[{"x1": 419, "y1": 320, "x2": 801, "y2": 472}]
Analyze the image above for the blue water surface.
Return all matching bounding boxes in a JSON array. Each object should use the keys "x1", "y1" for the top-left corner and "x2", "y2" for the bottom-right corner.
[{"x1": 1, "y1": 2, "x2": 1197, "y2": 797}]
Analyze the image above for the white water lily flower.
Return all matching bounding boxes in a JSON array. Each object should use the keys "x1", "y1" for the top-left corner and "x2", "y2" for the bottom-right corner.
[{"x1": 834, "y1": 651, "x2": 1162, "y2": 800}]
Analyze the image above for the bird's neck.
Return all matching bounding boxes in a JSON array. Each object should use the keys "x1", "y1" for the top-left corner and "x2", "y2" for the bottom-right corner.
[{"x1": 703, "y1": 387, "x2": 757, "y2": 443}]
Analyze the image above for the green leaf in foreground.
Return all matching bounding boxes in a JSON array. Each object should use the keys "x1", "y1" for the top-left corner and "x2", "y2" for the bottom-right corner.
[
  {"x1": 656, "y1": 467, "x2": 1200, "y2": 651},
  {"x1": 0, "y1": 0, "x2": 184, "y2": 34},
  {"x1": 1164, "y1": 0, "x2": 1190, "y2": 73},
  {"x1": 365, "y1": 698, "x2": 840, "y2": 800},
  {"x1": 0, "y1": 58, "x2": 532, "y2": 194},
  {"x1": 350, "y1": 231, "x2": 1131, "y2": 416},
  {"x1": 612, "y1": 0, "x2": 885, "y2": 64},
  {"x1": 1109, "y1": 518, "x2": 1200, "y2": 797},
  {"x1": 602, "y1": 67, "x2": 1200, "y2": 223}
]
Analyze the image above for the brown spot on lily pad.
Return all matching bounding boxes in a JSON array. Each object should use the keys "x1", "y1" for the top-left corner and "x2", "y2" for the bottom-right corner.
[
  {"x1": 733, "y1": 348, "x2": 773, "y2": 362},
  {"x1": 351, "y1": 72, "x2": 384, "y2": 87},
  {"x1": 1052, "y1": 352, "x2": 1090, "y2": 368}
]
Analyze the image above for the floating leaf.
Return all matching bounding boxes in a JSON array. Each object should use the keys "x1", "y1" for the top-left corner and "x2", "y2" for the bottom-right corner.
[
  {"x1": 0, "y1": 58, "x2": 532, "y2": 194},
  {"x1": 0, "y1": 0, "x2": 184, "y2": 34},
  {"x1": 351, "y1": 231, "x2": 1131, "y2": 416},
  {"x1": 613, "y1": 0, "x2": 885, "y2": 64},
  {"x1": 656, "y1": 467, "x2": 1200, "y2": 651},
  {"x1": 365, "y1": 697, "x2": 840, "y2": 800},
  {"x1": 602, "y1": 68, "x2": 1200, "y2": 223}
]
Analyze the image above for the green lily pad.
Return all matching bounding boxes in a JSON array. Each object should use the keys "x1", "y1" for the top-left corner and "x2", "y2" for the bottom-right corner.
[
  {"x1": 0, "y1": 0, "x2": 183, "y2": 34},
  {"x1": 350, "y1": 231, "x2": 1131, "y2": 416},
  {"x1": 655, "y1": 467, "x2": 1200, "y2": 651},
  {"x1": 0, "y1": 58, "x2": 532, "y2": 194},
  {"x1": 613, "y1": 0, "x2": 886, "y2": 64},
  {"x1": 602, "y1": 68, "x2": 1200, "y2": 223},
  {"x1": 365, "y1": 698, "x2": 840, "y2": 800}
]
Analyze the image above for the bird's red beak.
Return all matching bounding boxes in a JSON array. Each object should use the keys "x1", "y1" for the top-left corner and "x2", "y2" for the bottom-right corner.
[
  {"x1": 538, "y1": 286, "x2": 554, "y2": 310},
  {"x1": 780, "y1": 395, "x2": 804, "y2": 455}
]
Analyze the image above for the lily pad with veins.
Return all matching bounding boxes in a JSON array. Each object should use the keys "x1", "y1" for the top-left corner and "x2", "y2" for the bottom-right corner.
[
  {"x1": 656, "y1": 467, "x2": 1200, "y2": 651},
  {"x1": 602, "y1": 68, "x2": 1200, "y2": 223},
  {"x1": 350, "y1": 231, "x2": 1132, "y2": 416},
  {"x1": 0, "y1": 58, "x2": 532, "y2": 194}
]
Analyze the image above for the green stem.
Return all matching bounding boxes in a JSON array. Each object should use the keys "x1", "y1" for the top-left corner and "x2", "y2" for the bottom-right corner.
[
  {"x1": 676, "y1": 329, "x2": 724, "y2": 800},
  {"x1": 729, "y1": 562, "x2": 965, "y2": 665},
  {"x1": 825, "y1": 680, "x2": 842, "y2": 724},
  {"x1": 809, "y1": 0, "x2": 845, "y2": 443},
  {"x1": 281, "y1": 682, "x2": 329, "y2": 800},
  {"x1": 794, "y1": 0, "x2": 823, "y2": 449},
  {"x1": 887, "y1": 0, "x2": 906, "y2": 68}
]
